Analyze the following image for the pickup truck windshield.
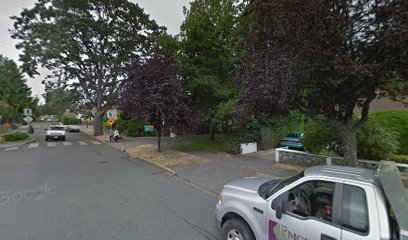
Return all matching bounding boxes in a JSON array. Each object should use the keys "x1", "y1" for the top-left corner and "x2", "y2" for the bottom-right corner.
[
  {"x1": 50, "y1": 126, "x2": 65, "y2": 131},
  {"x1": 266, "y1": 171, "x2": 304, "y2": 198}
]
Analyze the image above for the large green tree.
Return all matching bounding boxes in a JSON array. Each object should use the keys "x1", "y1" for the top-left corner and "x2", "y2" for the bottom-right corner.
[
  {"x1": 42, "y1": 88, "x2": 80, "y2": 116},
  {"x1": 179, "y1": 0, "x2": 238, "y2": 139},
  {"x1": 11, "y1": 0, "x2": 163, "y2": 135},
  {"x1": 0, "y1": 55, "x2": 36, "y2": 122}
]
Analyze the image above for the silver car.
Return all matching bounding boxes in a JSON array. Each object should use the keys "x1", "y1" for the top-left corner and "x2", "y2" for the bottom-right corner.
[{"x1": 215, "y1": 165, "x2": 402, "y2": 240}]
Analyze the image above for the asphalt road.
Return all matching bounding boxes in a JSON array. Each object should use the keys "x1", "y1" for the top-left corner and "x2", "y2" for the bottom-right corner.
[{"x1": 0, "y1": 123, "x2": 220, "y2": 240}]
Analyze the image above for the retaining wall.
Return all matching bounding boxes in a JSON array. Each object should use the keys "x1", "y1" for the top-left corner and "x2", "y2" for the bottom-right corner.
[{"x1": 275, "y1": 148, "x2": 407, "y2": 171}]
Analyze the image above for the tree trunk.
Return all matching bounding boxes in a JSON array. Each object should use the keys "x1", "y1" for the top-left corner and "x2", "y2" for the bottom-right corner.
[
  {"x1": 341, "y1": 128, "x2": 358, "y2": 167},
  {"x1": 209, "y1": 125, "x2": 215, "y2": 140},
  {"x1": 94, "y1": 111, "x2": 104, "y2": 136},
  {"x1": 156, "y1": 124, "x2": 162, "y2": 151}
]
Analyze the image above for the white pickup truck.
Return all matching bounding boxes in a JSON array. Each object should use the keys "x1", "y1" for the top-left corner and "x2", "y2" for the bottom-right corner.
[
  {"x1": 216, "y1": 162, "x2": 408, "y2": 240},
  {"x1": 45, "y1": 125, "x2": 66, "y2": 141}
]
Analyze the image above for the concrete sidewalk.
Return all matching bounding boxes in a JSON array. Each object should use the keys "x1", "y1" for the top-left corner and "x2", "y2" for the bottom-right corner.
[
  {"x1": 87, "y1": 134, "x2": 300, "y2": 195},
  {"x1": 171, "y1": 150, "x2": 299, "y2": 194}
]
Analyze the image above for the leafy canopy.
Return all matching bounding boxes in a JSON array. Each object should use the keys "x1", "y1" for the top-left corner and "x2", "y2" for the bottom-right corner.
[
  {"x1": 120, "y1": 55, "x2": 192, "y2": 150},
  {"x1": 234, "y1": 0, "x2": 408, "y2": 164},
  {"x1": 179, "y1": 0, "x2": 238, "y2": 111},
  {"x1": 0, "y1": 55, "x2": 36, "y2": 120},
  {"x1": 11, "y1": 0, "x2": 163, "y2": 133}
]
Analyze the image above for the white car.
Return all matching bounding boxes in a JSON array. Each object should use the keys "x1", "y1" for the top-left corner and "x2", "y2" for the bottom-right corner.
[
  {"x1": 66, "y1": 125, "x2": 80, "y2": 132},
  {"x1": 45, "y1": 125, "x2": 66, "y2": 141}
]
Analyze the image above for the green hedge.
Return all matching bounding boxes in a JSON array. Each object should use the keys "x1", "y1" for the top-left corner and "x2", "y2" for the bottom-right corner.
[
  {"x1": 259, "y1": 111, "x2": 305, "y2": 150},
  {"x1": 62, "y1": 118, "x2": 82, "y2": 125},
  {"x1": 126, "y1": 119, "x2": 144, "y2": 137},
  {"x1": 303, "y1": 116, "x2": 401, "y2": 160},
  {"x1": 104, "y1": 118, "x2": 144, "y2": 137},
  {"x1": 223, "y1": 111, "x2": 304, "y2": 153},
  {"x1": 390, "y1": 155, "x2": 408, "y2": 164},
  {"x1": 303, "y1": 120, "x2": 341, "y2": 154},
  {"x1": 2, "y1": 132, "x2": 29, "y2": 142},
  {"x1": 370, "y1": 110, "x2": 408, "y2": 155},
  {"x1": 115, "y1": 119, "x2": 128, "y2": 134},
  {"x1": 357, "y1": 118, "x2": 400, "y2": 160}
]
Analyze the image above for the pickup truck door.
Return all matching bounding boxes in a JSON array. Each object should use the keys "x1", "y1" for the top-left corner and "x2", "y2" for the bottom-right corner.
[
  {"x1": 267, "y1": 180, "x2": 342, "y2": 240},
  {"x1": 340, "y1": 183, "x2": 379, "y2": 240}
]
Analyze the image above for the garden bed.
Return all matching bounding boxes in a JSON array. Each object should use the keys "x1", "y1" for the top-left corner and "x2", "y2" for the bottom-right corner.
[{"x1": 126, "y1": 144, "x2": 210, "y2": 167}]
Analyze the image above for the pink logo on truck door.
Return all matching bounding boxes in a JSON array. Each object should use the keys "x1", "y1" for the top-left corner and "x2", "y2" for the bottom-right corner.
[{"x1": 269, "y1": 220, "x2": 310, "y2": 240}]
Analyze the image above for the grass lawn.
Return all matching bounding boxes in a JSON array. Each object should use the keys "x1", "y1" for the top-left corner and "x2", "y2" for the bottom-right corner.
[{"x1": 173, "y1": 139, "x2": 225, "y2": 153}]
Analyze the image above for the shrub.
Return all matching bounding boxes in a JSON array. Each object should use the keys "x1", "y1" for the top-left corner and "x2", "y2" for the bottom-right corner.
[
  {"x1": 0, "y1": 136, "x2": 5, "y2": 143},
  {"x1": 224, "y1": 111, "x2": 305, "y2": 152},
  {"x1": 370, "y1": 110, "x2": 408, "y2": 155},
  {"x1": 62, "y1": 112, "x2": 76, "y2": 119},
  {"x1": 116, "y1": 119, "x2": 128, "y2": 134},
  {"x1": 390, "y1": 154, "x2": 408, "y2": 164},
  {"x1": 126, "y1": 119, "x2": 144, "y2": 137},
  {"x1": 223, "y1": 117, "x2": 261, "y2": 153},
  {"x1": 0, "y1": 127, "x2": 7, "y2": 134},
  {"x1": 303, "y1": 120, "x2": 341, "y2": 154},
  {"x1": 262, "y1": 111, "x2": 305, "y2": 150},
  {"x1": 223, "y1": 135, "x2": 250, "y2": 153},
  {"x1": 2, "y1": 132, "x2": 29, "y2": 141},
  {"x1": 357, "y1": 118, "x2": 400, "y2": 160},
  {"x1": 62, "y1": 118, "x2": 82, "y2": 125},
  {"x1": 303, "y1": 117, "x2": 401, "y2": 160}
]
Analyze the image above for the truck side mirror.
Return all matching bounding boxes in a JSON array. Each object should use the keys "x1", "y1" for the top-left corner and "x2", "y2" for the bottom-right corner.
[{"x1": 276, "y1": 204, "x2": 283, "y2": 220}]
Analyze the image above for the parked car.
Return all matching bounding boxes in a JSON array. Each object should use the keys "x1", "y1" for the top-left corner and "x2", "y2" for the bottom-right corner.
[
  {"x1": 66, "y1": 125, "x2": 80, "y2": 132},
  {"x1": 45, "y1": 125, "x2": 66, "y2": 141},
  {"x1": 280, "y1": 131, "x2": 304, "y2": 150},
  {"x1": 215, "y1": 163, "x2": 407, "y2": 240}
]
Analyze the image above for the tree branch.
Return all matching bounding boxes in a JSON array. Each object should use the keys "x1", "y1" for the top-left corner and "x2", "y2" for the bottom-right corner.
[{"x1": 353, "y1": 92, "x2": 377, "y2": 130}]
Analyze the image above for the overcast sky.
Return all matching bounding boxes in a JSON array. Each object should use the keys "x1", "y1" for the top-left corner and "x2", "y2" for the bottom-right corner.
[{"x1": 0, "y1": 0, "x2": 190, "y2": 102}]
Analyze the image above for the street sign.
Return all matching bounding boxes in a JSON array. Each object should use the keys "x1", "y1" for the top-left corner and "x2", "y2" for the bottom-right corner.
[
  {"x1": 107, "y1": 119, "x2": 115, "y2": 126},
  {"x1": 24, "y1": 116, "x2": 33, "y2": 123},
  {"x1": 143, "y1": 125, "x2": 154, "y2": 133},
  {"x1": 24, "y1": 108, "x2": 32, "y2": 116},
  {"x1": 107, "y1": 109, "x2": 118, "y2": 120}
]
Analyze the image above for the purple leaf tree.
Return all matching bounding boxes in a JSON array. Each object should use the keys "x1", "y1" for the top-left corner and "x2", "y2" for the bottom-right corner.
[{"x1": 120, "y1": 55, "x2": 192, "y2": 151}]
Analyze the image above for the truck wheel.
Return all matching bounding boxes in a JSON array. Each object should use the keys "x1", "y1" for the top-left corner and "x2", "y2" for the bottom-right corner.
[{"x1": 222, "y1": 218, "x2": 255, "y2": 240}]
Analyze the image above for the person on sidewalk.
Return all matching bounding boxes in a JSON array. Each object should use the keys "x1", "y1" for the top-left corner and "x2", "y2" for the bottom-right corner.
[
  {"x1": 170, "y1": 128, "x2": 176, "y2": 144},
  {"x1": 113, "y1": 129, "x2": 123, "y2": 142},
  {"x1": 108, "y1": 128, "x2": 114, "y2": 142}
]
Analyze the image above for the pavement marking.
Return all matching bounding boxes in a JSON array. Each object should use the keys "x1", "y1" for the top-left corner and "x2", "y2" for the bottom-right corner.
[
  {"x1": 78, "y1": 141, "x2": 87, "y2": 146},
  {"x1": 28, "y1": 143, "x2": 39, "y2": 148},
  {"x1": 47, "y1": 142, "x2": 57, "y2": 147},
  {"x1": 90, "y1": 141, "x2": 101, "y2": 145},
  {"x1": 5, "y1": 147, "x2": 18, "y2": 151},
  {"x1": 63, "y1": 141, "x2": 73, "y2": 146}
]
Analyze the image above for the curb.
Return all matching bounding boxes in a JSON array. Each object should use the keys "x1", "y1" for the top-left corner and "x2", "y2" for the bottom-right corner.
[
  {"x1": 81, "y1": 132, "x2": 177, "y2": 176},
  {"x1": 24, "y1": 138, "x2": 37, "y2": 145},
  {"x1": 0, "y1": 137, "x2": 37, "y2": 149},
  {"x1": 127, "y1": 151, "x2": 177, "y2": 176}
]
